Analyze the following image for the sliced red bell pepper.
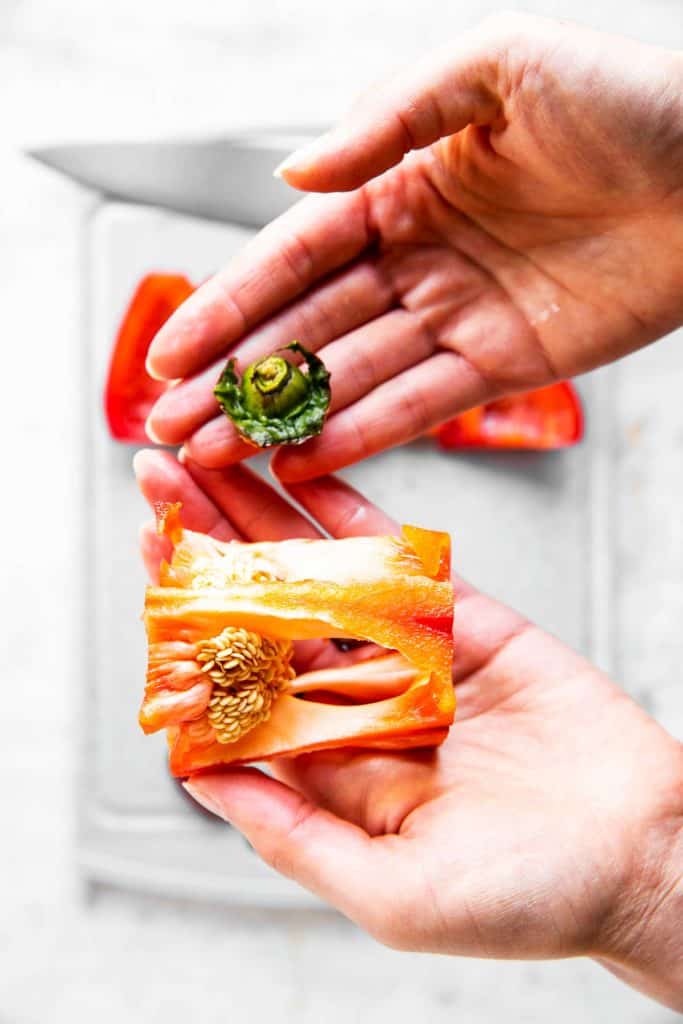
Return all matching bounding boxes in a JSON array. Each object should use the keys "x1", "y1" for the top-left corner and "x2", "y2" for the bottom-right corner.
[
  {"x1": 104, "y1": 273, "x2": 195, "y2": 443},
  {"x1": 435, "y1": 382, "x2": 584, "y2": 450}
]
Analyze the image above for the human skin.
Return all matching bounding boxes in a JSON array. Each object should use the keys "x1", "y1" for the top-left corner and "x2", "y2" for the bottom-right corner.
[
  {"x1": 144, "y1": 13, "x2": 683, "y2": 481},
  {"x1": 134, "y1": 449, "x2": 683, "y2": 1011}
]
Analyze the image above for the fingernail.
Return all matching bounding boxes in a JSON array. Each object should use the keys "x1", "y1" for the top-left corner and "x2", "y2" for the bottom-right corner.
[
  {"x1": 177, "y1": 445, "x2": 188, "y2": 464},
  {"x1": 144, "y1": 415, "x2": 163, "y2": 445},
  {"x1": 145, "y1": 354, "x2": 165, "y2": 381},
  {"x1": 132, "y1": 448, "x2": 153, "y2": 476},
  {"x1": 267, "y1": 455, "x2": 299, "y2": 484},
  {"x1": 273, "y1": 134, "x2": 332, "y2": 179},
  {"x1": 182, "y1": 780, "x2": 229, "y2": 821}
]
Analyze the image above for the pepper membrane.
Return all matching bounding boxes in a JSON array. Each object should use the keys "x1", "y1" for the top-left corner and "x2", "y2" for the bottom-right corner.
[{"x1": 141, "y1": 504, "x2": 455, "y2": 776}]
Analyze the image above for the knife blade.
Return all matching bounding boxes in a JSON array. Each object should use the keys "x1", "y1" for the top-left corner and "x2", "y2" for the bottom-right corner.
[{"x1": 27, "y1": 132, "x2": 320, "y2": 227}]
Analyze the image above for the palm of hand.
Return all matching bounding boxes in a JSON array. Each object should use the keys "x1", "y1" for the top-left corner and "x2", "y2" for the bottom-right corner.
[
  {"x1": 278, "y1": 609, "x2": 676, "y2": 960},
  {"x1": 356, "y1": 50, "x2": 683, "y2": 400},
  {"x1": 145, "y1": 17, "x2": 683, "y2": 481},
  {"x1": 135, "y1": 447, "x2": 681, "y2": 963}
]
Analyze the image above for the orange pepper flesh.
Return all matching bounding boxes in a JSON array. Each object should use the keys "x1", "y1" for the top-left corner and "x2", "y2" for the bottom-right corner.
[{"x1": 141, "y1": 504, "x2": 455, "y2": 777}]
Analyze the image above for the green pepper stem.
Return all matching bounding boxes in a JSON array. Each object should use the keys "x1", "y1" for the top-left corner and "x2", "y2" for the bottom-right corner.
[
  {"x1": 251, "y1": 356, "x2": 291, "y2": 395},
  {"x1": 213, "y1": 341, "x2": 331, "y2": 448},
  {"x1": 242, "y1": 355, "x2": 310, "y2": 419}
]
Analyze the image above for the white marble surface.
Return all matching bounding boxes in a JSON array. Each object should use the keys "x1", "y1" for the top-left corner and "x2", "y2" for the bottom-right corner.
[{"x1": 2, "y1": 1, "x2": 682, "y2": 1021}]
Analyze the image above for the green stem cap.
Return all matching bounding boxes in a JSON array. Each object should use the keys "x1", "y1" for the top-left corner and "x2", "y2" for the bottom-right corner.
[
  {"x1": 214, "y1": 342, "x2": 331, "y2": 448},
  {"x1": 242, "y1": 355, "x2": 310, "y2": 418}
]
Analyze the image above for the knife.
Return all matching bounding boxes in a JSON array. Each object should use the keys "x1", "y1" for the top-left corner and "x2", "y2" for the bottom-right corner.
[{"x1": 27, "y1": 131, "x2": 320, "y2": 228}]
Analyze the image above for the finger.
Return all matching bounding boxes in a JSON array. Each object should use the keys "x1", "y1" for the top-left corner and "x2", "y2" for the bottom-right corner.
[
  {"x1": 139, "y1": 520, "x2": 171, "y2": 582},
  {"x1": 284, "y1": 474, "x2": 398, "y2": 538},
  {"x1": 146, "y1": 260, "x2": 395, "y2": 446},
  {"x1": 285, "y1": 472, "x2": 475, "y2": 604},
  {"x1": 146, "y1": 191, "x2": 371, "y2": 381},
  {"x1": 272, "y1": 350, "x2": 489, "y2": 482},
  {"x1": 285, "y1": 472, "x2": 476, "y2": 601},
  {"x1": 181, "y1": 456, "x2": 320, "y2": 541},
  {"x1": 275, "y1": 26, "x2": 500, "y2": 192},
  {"x1": 323, "y1": 309, "x2": 435, "y2": 414},
  {"x1": 144, "y1": 362, "x2": 231, "y2": 447},
  {"x1": 183, "y1": 768, "x2": 408, "y2": 933},
  {"x1": 181, "y1": 306, "x2": 436, "y2": 468},
  {"x1": 133, "y1": 449, "x2": 239, "y2": 540},
  {"x1": 181, "y1": 416, "x2": 252, "y2": 470}
]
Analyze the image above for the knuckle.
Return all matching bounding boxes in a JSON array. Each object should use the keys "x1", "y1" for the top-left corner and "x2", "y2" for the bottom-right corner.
[
  {"x1": 393, "y1": 88, "x2": 447, "y2": 152},
  {"x1": 300, "y1": 290, "x2": 335, "y2": 345},
  {"x1": 262, "y1": 838, "x2": 294, "y2": 878},
  {"x1": 332, "y1": 498, "x2": 371, "y2": 538},
  {"x1": 280, "y1": 231, "x2": 315, "y2": 290},
  {"x1": 395, "y1": 386, "x2": 430, "y2": 438},
  {"x1": 339, "y1": 407, "x2": 373, "y2": 464},
  {"x1": 341, "y1": 338, "x2": 377, "y2": 396},
  {"x1": 262, "y1": 800, "x2": 318, "y2": 879},
  {"x1": 394, "y1": 107, "x2": 423, "y2": 153}
]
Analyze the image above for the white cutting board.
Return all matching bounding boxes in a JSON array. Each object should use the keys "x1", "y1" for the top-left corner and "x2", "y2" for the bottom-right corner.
[{"x1": 80, "y1": 201, "x2": 614, "y2": 904}]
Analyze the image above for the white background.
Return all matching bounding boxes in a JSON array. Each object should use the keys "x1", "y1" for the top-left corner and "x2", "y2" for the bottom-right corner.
[{"x1": 1, "y1": 2, "x2": 682, "y2": 1021}]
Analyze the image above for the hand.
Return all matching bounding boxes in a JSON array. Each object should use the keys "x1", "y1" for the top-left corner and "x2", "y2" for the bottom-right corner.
[
  {"x1": 145, "y1": 13, "x2": 683, "y2": 482},
  {"x1": 134, "y1": 449, "x2": 683, "y2": 1010}
]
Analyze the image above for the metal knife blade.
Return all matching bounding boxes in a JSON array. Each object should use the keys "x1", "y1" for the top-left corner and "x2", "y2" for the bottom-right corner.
[{"x1": 27, "y1": 132, "x2": 320, "y2": 227}]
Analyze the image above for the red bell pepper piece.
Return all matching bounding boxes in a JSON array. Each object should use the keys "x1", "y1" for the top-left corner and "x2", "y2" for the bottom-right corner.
[
  {"x1": 104, "y1": 273, "x2": 195, "y2": 443},
  {"x1": 435, "y1": 382, "x2": 584, "y2": 450}
]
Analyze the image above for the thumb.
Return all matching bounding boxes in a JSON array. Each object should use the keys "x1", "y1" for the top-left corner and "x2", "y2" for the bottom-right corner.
[
  {"x1": 184, "y1": 768, "x2": 407, "y2": 936},
  {"x1": 139, "y1": 520, "x2": 172, "y2": 583},
  {"x1": 275, "y1": 24, "x2": 502, "y2": 193}
]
